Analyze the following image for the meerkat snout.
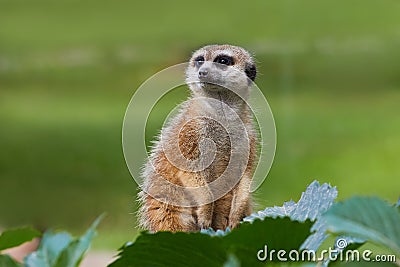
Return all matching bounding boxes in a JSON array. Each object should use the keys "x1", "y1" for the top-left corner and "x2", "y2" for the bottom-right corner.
[{"x1": 198, "y1": 66, "x2": 208, "y2": 79}]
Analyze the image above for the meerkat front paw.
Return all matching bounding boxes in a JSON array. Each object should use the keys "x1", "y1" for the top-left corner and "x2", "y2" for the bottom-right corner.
[
  {"x1": 198, "y1": 217, "x2": 212, "y2": 230},
  {"x1": 228, "y1": 218, "x2": 241, "y2": 229}
]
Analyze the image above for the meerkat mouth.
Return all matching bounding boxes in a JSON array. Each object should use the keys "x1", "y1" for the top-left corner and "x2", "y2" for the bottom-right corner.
[{"x1": 198, "y1": 81, "x2": 227, "y2": 91}]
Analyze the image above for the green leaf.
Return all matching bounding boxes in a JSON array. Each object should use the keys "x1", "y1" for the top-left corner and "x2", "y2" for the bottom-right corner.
[
  {"x1": 54, "y1": 215, "x2": 103, "y2": 267},
  {"x1": 108, "y1": 217, "x2": 313, "y2": 267},
  {"x1": 0, "y1": 227, "x2": 41, "y2": 251},
  {"x1": 223, "y1": 254, "x2": 240, "y2": 267},
  {"x1": 244, "y1": 180, "x2": 339, "y2": 252},
  {"x1": 24, "y1": 215, "x2": 104, "y2": 267},
  {"x1": 323, "y1": 196, "x2": 400, "y2": 256},
  {"x1": 109, "y1": 231, "x2": 225, "y2": 267},
  {"x1": 0, "y1": 254, "x2": 22, "y2": 267},
  {"x1": 243, "y1": 181, "x2": 338, "y2": 222},
  {"x1": 322, "y1": 236, "x2": 365, "y2": 267},
  {"x1": 24, "y1": 232, "x2": 73, "y2": 267},
  {"x1": 225, "y1": 218, "x2": 313, "y2": 265},
  {"x1": 200, "y1": 227, "x2": 231, "y2": 236}
]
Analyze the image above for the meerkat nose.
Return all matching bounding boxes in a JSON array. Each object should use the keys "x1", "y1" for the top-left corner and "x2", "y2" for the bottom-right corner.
[{"x1": 198, "y1": 69, "x2": 209, "y2": 79}]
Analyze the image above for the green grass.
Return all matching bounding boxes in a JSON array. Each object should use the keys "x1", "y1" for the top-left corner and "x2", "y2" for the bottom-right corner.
[{"x1": 0, "y1": 0, "x2": 400, "y2": 249}]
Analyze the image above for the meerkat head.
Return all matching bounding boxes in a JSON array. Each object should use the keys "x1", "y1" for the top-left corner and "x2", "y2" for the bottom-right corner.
[{"x1": 186, "y1": 44, "x2": 257, "y2": 99}]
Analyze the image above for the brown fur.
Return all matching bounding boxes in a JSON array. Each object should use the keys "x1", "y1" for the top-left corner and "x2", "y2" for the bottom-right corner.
[{"x1": 138, "y1": 44, "x2": 258, "y2": 232}]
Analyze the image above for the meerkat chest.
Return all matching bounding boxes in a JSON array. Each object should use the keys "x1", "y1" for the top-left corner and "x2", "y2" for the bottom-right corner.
[
  {"x1": 201, "y1": 119, "x2": 231, "y2": 150},
  {"x1": 174, "y1": 101, "x2": 252, "y2": 178},
  {"x1": 177, "y1": 117, "x2": 231, "y2": 159}
]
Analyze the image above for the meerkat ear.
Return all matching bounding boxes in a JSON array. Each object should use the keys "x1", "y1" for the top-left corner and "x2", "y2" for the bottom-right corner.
[{"x1": 245, "y1": 63, "x2": 257, "y2": 81}]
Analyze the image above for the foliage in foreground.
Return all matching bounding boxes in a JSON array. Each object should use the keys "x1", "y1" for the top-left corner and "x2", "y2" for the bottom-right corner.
[
  {"x1": 109, "y1": 181, "x2": 400, "y2": 267},
  {"x1": 0, "y1": 215, "x2": 103, "y2": 267},
  {"x1": 0, "y1": 182, "x2": 399, "y2": 267}
]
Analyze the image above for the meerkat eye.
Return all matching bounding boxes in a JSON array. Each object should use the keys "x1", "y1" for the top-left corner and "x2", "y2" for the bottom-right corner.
[
  {"x1": 194, "y1": 55, "x2": 205, "y2": 67},
  {"x1": 214, "y1": 55, "x2": 234, "y2": 66}
]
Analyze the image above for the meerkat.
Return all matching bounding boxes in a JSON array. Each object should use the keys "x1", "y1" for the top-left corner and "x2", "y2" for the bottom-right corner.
[{"x1": 138, "y1": 44, "x2": 258, "y2": 232}]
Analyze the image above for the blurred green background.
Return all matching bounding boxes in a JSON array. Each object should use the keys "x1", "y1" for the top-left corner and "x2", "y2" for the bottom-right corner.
[{"x1": 0, "y1": 0, "x2": 399, "y2": 249}]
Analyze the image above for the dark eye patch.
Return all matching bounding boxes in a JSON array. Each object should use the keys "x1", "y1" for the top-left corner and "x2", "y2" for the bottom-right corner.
[
  {"x1": 213, "y1": 55, "x2": 234, "y2": 66},
  {"x1": 245, "y1": 63, "x2": 257, "y2": 81},
  {"x1": 194, "y1": 55, "x2": 205, "y2": 67}
]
